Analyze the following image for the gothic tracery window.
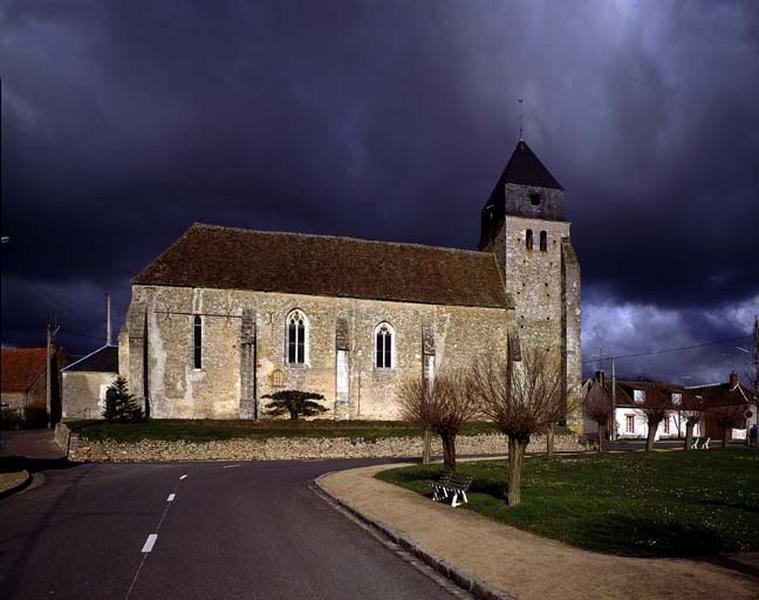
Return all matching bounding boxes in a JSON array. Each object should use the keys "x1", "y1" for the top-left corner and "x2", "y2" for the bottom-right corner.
[
  {"x1": 286, "y1": 310, "x2": 307, "y2": 364},
  {"x1": 375, "y1": 322, "x2": 394, "y2": 369}
]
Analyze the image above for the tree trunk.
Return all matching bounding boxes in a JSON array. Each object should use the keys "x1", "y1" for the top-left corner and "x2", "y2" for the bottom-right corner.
[
  {"x1": 597, "y1": 422, "x2": 606, "y2": 453},
  {"x1": 507, "y1": 435, "x2": 529, "y2": 506},
  {"x1": 546, "y1": 422, "x2": 555, "y2": 457},
  {"x1": 441, "y1": 433, "x2": 457, "y2": 471},
  {"x1": 422, "y1": 428, "x2": 432, "y2": 464},
  {"x1": 722, "y1": 427, "x2": 730, "y2": 448},
  {"x1": 645, "y1": 421, "x2": 658, "y2": 451},
  {"x1": 684, "y1": 421, "x2": 695, "y2": 451}
]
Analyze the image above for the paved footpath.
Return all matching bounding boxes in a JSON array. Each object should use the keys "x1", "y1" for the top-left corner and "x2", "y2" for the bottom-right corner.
[{"x1": 320, "y1": 463, "x2": 759, "y2": 600}]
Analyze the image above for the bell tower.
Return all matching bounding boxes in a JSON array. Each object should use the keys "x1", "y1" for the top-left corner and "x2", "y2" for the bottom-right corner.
[{"x1": 480, "y1": 140, "x2": 582, "y2": 427}]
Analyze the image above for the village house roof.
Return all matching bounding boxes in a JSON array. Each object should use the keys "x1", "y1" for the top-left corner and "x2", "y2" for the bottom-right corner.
[
  {"x1": 62, "y1": 345, "x2": 119, "y2": 373},
  {"x1": 1, "y1": 347, "x2": 48, "y2": 393},
  {"x1": 584, "y1": 375, "x2": 692, "y2": 409},
  {"x1": 687, "y1": 380, "x2": 756, "y2": 407},
  {"x1": 133, "y1": 223, "x2": 515, "y2": 310}
]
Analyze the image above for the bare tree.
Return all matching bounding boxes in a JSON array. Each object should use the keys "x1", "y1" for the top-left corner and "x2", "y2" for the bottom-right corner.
[
  {"x1": 710, "y1": 404, "x2": 746, "y2": 448},
  {"x1": 396, "y1": 369, "x2": 481, "y2": 471},
  {"x1": 681, "y1": 394, "x2": 705, "y2": 451},
  {"x1": 472, "y1": 348, "x2": 564, "y2": 506},
  {"x1": 583, "y1": 380, "x2": 612, "y2": 452},
  {"x1": 639, "y1": 383, "x2": 671, "y2": 451}
]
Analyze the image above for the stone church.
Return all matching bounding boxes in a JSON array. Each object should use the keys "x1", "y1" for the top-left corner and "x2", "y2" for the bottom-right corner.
[{"x1": 117, "y1": 140, "x2": 581, "y2": 421}]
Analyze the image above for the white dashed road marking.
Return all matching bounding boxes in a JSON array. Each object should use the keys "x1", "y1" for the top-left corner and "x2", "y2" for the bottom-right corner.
[
  {"x1": 141, "y1": 534, "x2": 158, "y2": 553},
  {"x1": 179, "y1": 474, "x2": 188, "y2": 480},
  {"x1": 167, "y1": 493, "x2": 176, "y2": 502},
  {"x1": 222, "y1": 464, "x2": 240, "y2": 469}
]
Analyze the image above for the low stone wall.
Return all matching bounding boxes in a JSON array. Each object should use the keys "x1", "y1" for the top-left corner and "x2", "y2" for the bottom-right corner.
[{"x1": 57, "y1": 425, "x2": 585, "y2": 462}]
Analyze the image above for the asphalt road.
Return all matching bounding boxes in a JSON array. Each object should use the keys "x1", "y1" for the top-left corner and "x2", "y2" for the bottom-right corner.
[{"x1": 0, "y1": 459, "x2": 461, "y2": 599}]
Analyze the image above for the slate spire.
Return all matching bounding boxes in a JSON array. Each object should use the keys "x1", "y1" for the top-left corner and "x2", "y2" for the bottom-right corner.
[
  {"x1": 479, "y1": 140, "x2": 566, "y2": 249},
  {"x1": 495, "y1": 140, "x2": 563, "y2": 191}
]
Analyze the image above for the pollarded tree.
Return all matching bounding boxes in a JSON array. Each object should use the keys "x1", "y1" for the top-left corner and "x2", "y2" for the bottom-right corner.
[
  {"x1": 710, "y1": 404, "x2": 747, "y2": 448},
  {"x1": 262, "y1": 390, "x2": 328, "y2": 421},
  {"x1": 583, "y1": 379, "x2": 613, "y2": 452},
  {"x1": 639, "y1": 383, "x2": 671, "y2": 452},
  {"x1": 397, "y1": 369, "x2": 481, "y2": 471},
  {"x1": 472, "y1": 347, "x2": 564, "y2": 506},
  {"x1": 681, "y1": 394, "x2": 705, "y2": 451},
  {"x1": 103, "y1": 376, "x2": 144, "y2": 423}
]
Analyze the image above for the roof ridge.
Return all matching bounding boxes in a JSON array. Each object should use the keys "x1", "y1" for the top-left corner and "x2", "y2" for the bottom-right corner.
[{"x1": 189, "y1": 222, "x2": 492, "y2": 257}]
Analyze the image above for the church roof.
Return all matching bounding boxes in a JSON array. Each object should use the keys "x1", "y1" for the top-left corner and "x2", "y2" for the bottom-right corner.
[
  {"x1": 133, "y1": 223, "x2": 514, "y2": 310},
  {"x1": 490, "y1": 140, "x2": 563, "y2": 192},
  {"x1": 62, "y1": 345, "x2": 119, "y2": 373}
]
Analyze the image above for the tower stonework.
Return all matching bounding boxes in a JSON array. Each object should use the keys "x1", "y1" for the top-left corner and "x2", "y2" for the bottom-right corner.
[{"x1": 480, "y1": 141, "x2": 582, "y2": 428}]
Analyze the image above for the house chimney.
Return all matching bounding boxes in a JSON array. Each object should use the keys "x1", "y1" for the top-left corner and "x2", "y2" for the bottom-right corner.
[
  {"x1": 595, "y1": 370, "x2": 605, "y2": 386},
  {"x1": 729, "y1": 370, "x2": 738, "y2": 389},
  {"x1": 106, "y1": 293, "x2": 112, "y2": 346}
]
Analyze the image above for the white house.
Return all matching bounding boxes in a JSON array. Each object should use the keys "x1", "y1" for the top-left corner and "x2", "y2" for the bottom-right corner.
[{"x1": 583, "y1": 372, "x2": 702, "y2": 441}]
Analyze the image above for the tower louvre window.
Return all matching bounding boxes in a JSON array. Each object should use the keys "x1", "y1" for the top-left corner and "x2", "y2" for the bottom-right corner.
[
  {"x1": 540, "y1": 230, "x2": 547, "y2": 252},
  {"x1": 526, "y1": 229, "x2": 534, "y2": 250},
  {"x1": 530, "y1": 193, "x2": 541, "y2": 206},
  {"x1": 193, "y1": 315, "x2": 202, "y2": 369}
]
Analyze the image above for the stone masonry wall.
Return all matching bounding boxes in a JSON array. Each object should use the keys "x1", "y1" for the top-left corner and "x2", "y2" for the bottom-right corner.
[
  {"x1": 63, "y1": 431, "x2": 585, "y2": 462},
  {"x1": 62, "y1": 371, "x2": 118, "y2": 420},
  {"x1": 122, "y1": 286, "x2": 512, "y2": 420},
  {"x1": 497, "y1": 215, "x2": 570, "y2": 355}
]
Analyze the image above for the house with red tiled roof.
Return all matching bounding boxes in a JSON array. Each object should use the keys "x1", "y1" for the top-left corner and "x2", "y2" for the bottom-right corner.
[
  {"x1": 0, "y1": 346, "x2": 70, "y2": 427},
  {"x1": 687, "y1": 370, "x2": 758, "y2": 443},
  {"x1": 583, "y1": 371, "x2": 701, "y2": 441}
]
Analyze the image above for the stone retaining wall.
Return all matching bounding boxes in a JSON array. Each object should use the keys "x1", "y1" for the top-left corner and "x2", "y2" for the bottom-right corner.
[{"x1": 57, "y1": 425, "x2": 585, "y2": 462}]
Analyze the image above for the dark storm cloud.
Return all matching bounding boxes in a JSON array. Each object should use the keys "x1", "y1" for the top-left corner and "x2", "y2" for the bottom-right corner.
[{"x1": 1, "y1": 0, "x2": 757, "y2": 379}]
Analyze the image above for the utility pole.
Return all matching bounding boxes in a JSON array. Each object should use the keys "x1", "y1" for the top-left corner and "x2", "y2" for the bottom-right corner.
[
  {"x1": 611, "y1": 356, "x2": 617, "y2": 441},
  {"x1": 46, "y1": 322, "x2": 53, "y2": 429},
  {"x1": 754, "y1": 316, "x2": 758, "y2": 413},
  {"x1": 46, "y1": 320, "x2": 61, "y2": 428},
  {"x1": 106, "y1": 293, "x2": 112, "y2": 345}
]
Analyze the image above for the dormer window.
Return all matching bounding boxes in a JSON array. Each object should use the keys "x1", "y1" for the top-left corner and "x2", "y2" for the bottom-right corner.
[
  {"x1": 633, "y1": 389, "x2": 646, "y2": 404},
  {"x1": 530, "y1": 193, "x2": 541, "y2": 206}
]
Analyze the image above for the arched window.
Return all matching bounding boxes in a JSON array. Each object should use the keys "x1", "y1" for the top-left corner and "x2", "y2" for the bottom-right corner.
[
  {"x1": 286, "y1": 310, "x2": 307, "y2": 364},
  {"x1": 526, "y1": 229, "x2": 534, "y2": 251},
  {"x1": 193, "y1": 315, "x2": 202, "y2": 369},
  {"x1": 539, "y1": 230, "x2": 547, "y2": 252},
  {"x1": 375, "y1": 322, "x2": 394, "y2": 369}
]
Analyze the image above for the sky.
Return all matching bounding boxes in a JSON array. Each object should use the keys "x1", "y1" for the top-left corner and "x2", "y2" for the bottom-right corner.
[{"x1": 1, "y1": 0, "x2": 758, "y2": 386}]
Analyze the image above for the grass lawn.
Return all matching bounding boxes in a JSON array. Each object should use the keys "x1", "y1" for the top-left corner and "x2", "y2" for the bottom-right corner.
[
  {"x1": 66, "y1": 419, "x2": 513, "y2": 443},
  {"x1": 376, "y1": 449, "x2": 759, "y2": 557}
]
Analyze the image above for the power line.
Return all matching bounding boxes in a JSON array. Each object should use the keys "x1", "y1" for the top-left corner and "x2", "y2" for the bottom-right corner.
[
  {"x1": 60, "y1": 327, "x2": 104, "y2": 341},
  {"x1": 583, "y1": 334, "x2": 753, "y2": 365},
  {"x1": 12, "y1": 276, "x2": 103, "y2": 330}
]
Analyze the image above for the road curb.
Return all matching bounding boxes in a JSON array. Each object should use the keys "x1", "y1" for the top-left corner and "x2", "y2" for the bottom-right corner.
[
  {"x1": 314, "y1": 472, "x2": 515, "y2": 600},
  {"x1": 0, "y1": 470, "x2": 32, "y2": 501}
]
